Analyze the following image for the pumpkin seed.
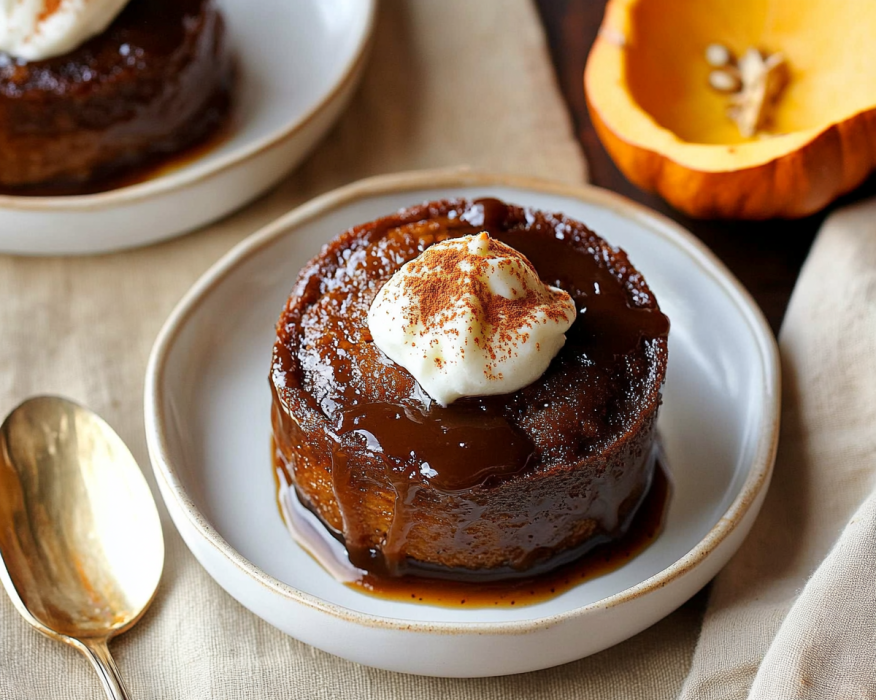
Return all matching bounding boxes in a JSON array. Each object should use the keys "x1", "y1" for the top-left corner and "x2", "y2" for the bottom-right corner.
[
  {"x1": 706, "y1": 43, "x2": 790, "y2": 138},
  {"x1": 709, "y1": 68, "x2": 742, "y2": 92},
  {"x1": 705, "y1": 43, "x2": 732, "y2": 67}
]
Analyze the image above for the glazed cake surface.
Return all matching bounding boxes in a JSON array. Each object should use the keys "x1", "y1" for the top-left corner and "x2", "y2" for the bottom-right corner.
[{"x1": 271, "y1": 198, "x2": 669, "y2": 580}]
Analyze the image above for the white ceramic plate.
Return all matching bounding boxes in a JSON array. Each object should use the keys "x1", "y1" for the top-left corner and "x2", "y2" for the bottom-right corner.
[
  {"x1": 145, "y1": 169, "x2": 780, "y2": 677},
  {"x1": 0, "y1": 0, "x2": 375, "y2": 256}
]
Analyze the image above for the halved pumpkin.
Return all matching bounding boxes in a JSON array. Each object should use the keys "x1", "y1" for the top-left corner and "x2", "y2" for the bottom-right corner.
[{"x1": 585, "y1": 0, "x2": 876, "y2": 219}]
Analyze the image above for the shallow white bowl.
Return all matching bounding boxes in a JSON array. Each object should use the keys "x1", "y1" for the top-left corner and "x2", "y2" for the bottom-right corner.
[
  {"x1": 145, "y1": 169, "x2": 780, "y2": 677},
  {"x1": 0, "y1": 0, "x2": 375, "y2": 256}
]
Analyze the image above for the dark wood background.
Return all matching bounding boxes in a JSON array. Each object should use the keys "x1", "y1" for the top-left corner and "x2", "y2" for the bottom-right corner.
[{"x1": 535, "y1": 0, "x2": 875, "y2": 334}]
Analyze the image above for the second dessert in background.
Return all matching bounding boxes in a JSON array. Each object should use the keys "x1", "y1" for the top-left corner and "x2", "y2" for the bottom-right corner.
[
  {"x1": 271, "y1": 198, "x2": 670, "y2": 584},
  {"x1": 0, "y1": 0, "x2": 231, "y2": 194}
]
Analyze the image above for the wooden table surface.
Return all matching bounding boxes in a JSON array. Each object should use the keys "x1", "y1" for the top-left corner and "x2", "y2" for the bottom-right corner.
[{"x1": 536, "y1": 0, "x2": 876, "y2": 334}]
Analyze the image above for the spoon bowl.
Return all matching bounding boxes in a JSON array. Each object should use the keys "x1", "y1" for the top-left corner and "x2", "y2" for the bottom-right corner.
[{"x1": 0, "y1": 396, "x2": 163, "y2": 699}]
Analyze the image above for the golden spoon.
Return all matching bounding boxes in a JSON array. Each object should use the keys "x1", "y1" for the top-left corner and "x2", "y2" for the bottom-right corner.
[{"x1": 0, "y1": 396, "x2": 163, "y2": 700}]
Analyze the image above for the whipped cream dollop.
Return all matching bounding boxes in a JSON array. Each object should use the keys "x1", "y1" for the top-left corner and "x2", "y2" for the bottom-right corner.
[
  {"x1": 0, "y1": 0, "x2": 128, "y2": 61},
  {"x1": 367, "y1": 232, "x2": 577, "y2": 406}
]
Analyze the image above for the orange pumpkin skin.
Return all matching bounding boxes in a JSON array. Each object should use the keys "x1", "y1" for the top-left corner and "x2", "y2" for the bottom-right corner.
[
  {"x1": 587, "y1": 97, "x2": 876, "y2": 220},
  {"x1": 584, "y1": 0, "x2": 876, "y2": 220}
]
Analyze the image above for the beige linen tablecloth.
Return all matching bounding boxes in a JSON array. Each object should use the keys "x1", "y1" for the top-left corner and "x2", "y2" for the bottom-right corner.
[{"x1": 2, "y1": 1, "x2": 875, "y2": 698}]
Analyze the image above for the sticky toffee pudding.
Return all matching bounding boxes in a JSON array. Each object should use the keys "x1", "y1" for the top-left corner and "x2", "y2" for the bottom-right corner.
[{"x1": 271, "y1": 198, "x2": 670, "y2": 591}]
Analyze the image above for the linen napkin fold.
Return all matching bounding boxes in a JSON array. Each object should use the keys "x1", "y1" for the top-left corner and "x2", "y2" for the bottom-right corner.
[{"x1": 679, "y1": 196, "x2": 876, "y2": 699}]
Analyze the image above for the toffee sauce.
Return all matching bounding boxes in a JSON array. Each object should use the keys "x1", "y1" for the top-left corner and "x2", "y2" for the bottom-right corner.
[
  {"x1": 357, "y1": 459, "x2": 671, "y2": 607},
  {"x1": 271, "y1": 197, "x2": 670, "y2": 585},
  {"x1": 274, "y1": 442, "x2": 671, "y2": 608}
]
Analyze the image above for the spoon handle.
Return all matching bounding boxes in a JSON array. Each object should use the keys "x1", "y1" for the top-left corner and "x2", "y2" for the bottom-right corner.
[{"x1": 79, "y1": 638, "x2": 131, "y2": 700}]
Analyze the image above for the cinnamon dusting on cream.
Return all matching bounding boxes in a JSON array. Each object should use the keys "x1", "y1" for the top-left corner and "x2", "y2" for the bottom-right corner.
[
  {"x1": 38, "y1": 0, "x2": 63, "y2": 22},
  {"x1": 367, "y1": 232, "x2": 576, "y2": 405},
  {"x1": 397, "y1": 234, "x2": 568, "y2": 374}
]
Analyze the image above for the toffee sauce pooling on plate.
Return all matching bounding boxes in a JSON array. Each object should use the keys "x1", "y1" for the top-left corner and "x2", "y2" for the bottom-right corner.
[
  {"x1": 272, "y1": 198, "x2": 670, "y2": 580},
  {"x1": 274, "y1": 444, "x2": 671, "y2": 608}
]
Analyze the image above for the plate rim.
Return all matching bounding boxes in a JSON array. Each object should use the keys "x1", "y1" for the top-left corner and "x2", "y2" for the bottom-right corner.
[
  {"x1": 0, "y1": 0, "x2": 377, "y2": 212},
  {"x1": 144, "y1": 167, "x2": 781, "y2": 634}
]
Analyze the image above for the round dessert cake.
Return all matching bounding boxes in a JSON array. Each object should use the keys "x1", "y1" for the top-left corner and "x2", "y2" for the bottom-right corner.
[
  {"x1": 0, "y1": 0, "x2": 230, "y2": 191},
  {"x1": 271, "y1": 198, "x2": 669, "y2": 581}
]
